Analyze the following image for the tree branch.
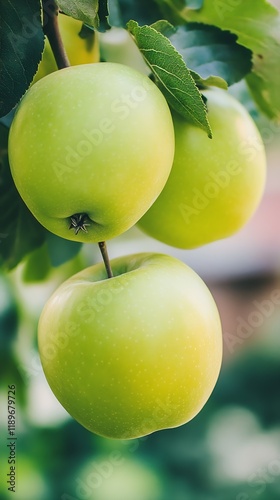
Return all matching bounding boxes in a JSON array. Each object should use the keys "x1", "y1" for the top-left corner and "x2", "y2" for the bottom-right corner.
[
  {"x1": 98, "y1": 242, "x2": 114, "y2": 279},
  {"x1": 42, "y1": 0, "x2": 70, "y2": 69}
]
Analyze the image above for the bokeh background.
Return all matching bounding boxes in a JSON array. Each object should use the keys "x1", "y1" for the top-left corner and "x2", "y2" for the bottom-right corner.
[{"x1": 1, "y1": 4, "x2": 280, "y2": 499}]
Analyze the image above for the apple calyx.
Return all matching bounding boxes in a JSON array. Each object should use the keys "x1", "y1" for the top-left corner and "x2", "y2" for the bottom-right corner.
[{"x1": 69, "y1": 213, "x2": 91, "y2": 235}]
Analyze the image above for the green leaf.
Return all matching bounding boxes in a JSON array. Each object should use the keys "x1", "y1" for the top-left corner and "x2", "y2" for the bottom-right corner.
[
  {"x1": 155, "y1": 0, "x2": 204, "y2": 25},
  {"x1": 152, "y1": 19, "x2": 177, "y2": 37},
  {"x1": 57, "y1": 0, "x2": 98, "y2": 26},
  {"x1": 168, "y1": 23, "x2": 252, "y2": 88},
  {"x1": 46, "y1": 232, "x2": 82, "y2": 267},
  {"x1": 114, "y1": 0, "x2": 163, "y2": 26},
  {"x1": 0, "y1": 153, "x2": 46, "y2": 270},
  {"x1": 57, "y1": 0, "x2": 110, "y2": 31},
  {"x1": 22, "y1": 243, "x2": 52, "y2": 283},
  {"x1": 0, "y1": 124, "x2": 9, "y2": 152},
  {"x1": 185, "y1": 0, "x2": 204, "y2": 8},
  {"x1": 157, "y1": 0, "x2": 204, "y2": 16},
  {"x1": 127, "y1": 20, "x2": 212, "y2": 137},
  {"x1": 228, "y1": 80, "x2": 262, "y2": 123},
  {"x1": 96, "y1": 0, "x2": 111, "y2": 31},
  {"x1": 173, "y1": 0, "x2": 280, "y2": 120},
  {"x1": 0, "y1": 0, "x2": 44, "y2": 117},
  {"x1": 0, "y1": 110, "x2": 16, "y2": 130},
  {"x1": 0, "y1": 275, "x2": 18, "y2": 353},
  {"x1": 246, "y1": 71, "x2": 279, "y2": 122}
]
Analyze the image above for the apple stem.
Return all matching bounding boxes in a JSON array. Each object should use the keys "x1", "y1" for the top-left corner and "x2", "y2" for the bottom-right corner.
[
  {"x1": 42, "y1": 0, "x2": 70, "y2": 69},
  {"x1": 98, "y1": 242, "x2": 114, "y2": 279}
]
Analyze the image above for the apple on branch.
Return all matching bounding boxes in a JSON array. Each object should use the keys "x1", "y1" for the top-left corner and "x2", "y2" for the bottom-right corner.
[
  {"x1": 33, "y1": 13, "x2": 100, "y2": 83},
  {"x1": 38, "y1": 253, "x2": 222, "y2": 440},
  {"x1": 8, "y1": 63, "x2": 175, "y2": 243},
  {"x1": 138, "y1": 89, "x2": 266, "y2": 248}
]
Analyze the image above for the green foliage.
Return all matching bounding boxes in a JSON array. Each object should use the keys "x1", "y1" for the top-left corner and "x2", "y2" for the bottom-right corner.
[
  {"x1": 155, "y1": 0, "x2": 204, "y2": 25},
  {"x1": 110, "y1": 0, "x2": 163, "y2": 26},
  {"x1": 0, "y1": 275, "x2": 18, "y2": 353},
  {"x1": 168, "y1": 23, "x2": 252, "y2": 88},
  {"x1": 0, "y1": 140, "x2": 46, "y2": 270},
  {"x1": 22, "y1": 244, "x2": 52, "y2": 283},
  {"x1": 46, "y1": 233, "x2": 82, "y2": 268},
  {"x1": 56, "y1": 0, "x2": 110, "y2": 31},
  {"x1": 169, "y1": 0, "x2": 280, "y2": 120},
  {"x1": 157, "y1": 0, "x2": 204, "y2": 14},
  {"x1": 127, "y1": 20, "x2": 212, "y2": 137},
  {"x1": 0, "y1": 0, "x2": 44, "y2": 117}
]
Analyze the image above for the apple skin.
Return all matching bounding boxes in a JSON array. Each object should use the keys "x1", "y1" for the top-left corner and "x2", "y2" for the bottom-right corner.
[
  {"x1": 8, "y1": 63, "x2": 175, "y2": 243},
  {"x1": 138, "y1": 89, "x2": 266, "y2": 248},
  {"x1": 33, "y1": 14, "x2": 99, "y2": 83},
  {"x1": 38, "y1": 253, "x2": 222, "y2": 439}
]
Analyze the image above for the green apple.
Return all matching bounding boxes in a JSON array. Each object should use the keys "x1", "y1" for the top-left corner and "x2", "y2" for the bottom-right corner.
[
  {"x1": 138, "y1": 89, "x2": 266, "y2": 248},
  {"x1": 33, "y1": 14, "x2": 99, "y2": 83},
  {"x1": 38, "y1": 253, "x2": 222, "y2": 439},
  {"x1": 8, "y1": 63, "x2": 175, "y2": 242}
]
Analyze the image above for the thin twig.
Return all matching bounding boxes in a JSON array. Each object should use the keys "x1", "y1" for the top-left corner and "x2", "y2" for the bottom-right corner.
[
  {"x1": 98, "y1": 241, "x2": 114, "y2": 279},
  {"x1": 42, "y1": 0, "x2": 70, "y2": 69}
]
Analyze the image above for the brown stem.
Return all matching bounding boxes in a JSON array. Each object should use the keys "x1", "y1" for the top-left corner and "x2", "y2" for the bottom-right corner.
[
  {"x1": 98, "y1": 242, "x2": 114, "y2": 279},
  {"x1": 42, "y1": 0, "x2": 70, "y2": 69}
]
